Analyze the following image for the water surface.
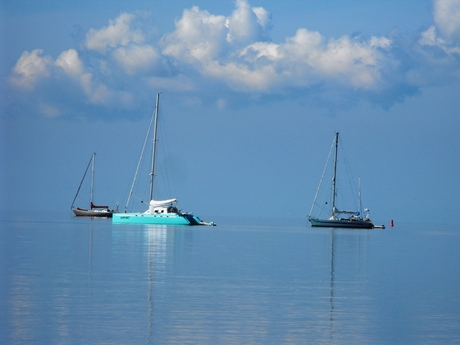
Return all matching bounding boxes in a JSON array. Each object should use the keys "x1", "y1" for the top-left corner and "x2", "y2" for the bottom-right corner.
[{"x1": 1, "y1": 213, "x2": 459, "y2": 344}]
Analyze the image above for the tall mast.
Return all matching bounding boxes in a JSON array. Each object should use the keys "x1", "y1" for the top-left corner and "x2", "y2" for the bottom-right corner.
[
  {"x1": 331, "y1": 132, "x2": 339, "y2": 218},
  {"x1": 124, "y1": 96, "x2": 157, "y2": 212},
  {"x1": 358, "y1": 177, "x2": 362, "y2": 216},
  {"x1": 90, "y1": 152, "x2": 96, "y2": 207},
  {"x1": 149, "y1": 93, "x2": 160, "y2": 201}
]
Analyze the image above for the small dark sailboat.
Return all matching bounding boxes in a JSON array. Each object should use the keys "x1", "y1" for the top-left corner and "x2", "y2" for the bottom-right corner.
[{"x1": 71, "y1": 153, "x2": 114, "y2": 217}]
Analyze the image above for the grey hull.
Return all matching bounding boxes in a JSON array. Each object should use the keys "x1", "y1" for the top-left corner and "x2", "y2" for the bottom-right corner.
[
  {"x1": 309, "y1": 217, "x2": 374, "y2": 229},
  {"x1": 72, "y1": 208, "x2": 113, "y2": 218}
]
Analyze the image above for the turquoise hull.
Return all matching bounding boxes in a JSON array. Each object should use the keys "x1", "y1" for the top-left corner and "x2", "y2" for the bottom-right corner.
[{"x1": 112, "y1": 212, "x2": 203, "y2": 225}]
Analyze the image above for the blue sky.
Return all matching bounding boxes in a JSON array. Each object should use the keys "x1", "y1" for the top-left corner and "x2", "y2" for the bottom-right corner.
[{"x1": 1, "y1": 0, "x2": 460, "y2": 224}]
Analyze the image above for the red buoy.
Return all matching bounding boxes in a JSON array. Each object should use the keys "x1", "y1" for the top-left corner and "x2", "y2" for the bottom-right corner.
[{"x1": 390, "y1": 219, "x2": 394, "y2": 227}]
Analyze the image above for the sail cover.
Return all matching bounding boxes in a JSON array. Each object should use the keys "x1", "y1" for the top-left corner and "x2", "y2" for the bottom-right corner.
[
  {"x1": 91, "y1": 202, "x2": 109, "y2": 209},
  {"x1": 149, "y1": 199, "x2": 177, "y2": 207},
  {"x1": 334, "y1": 207, "x2": 357, "y2": 215}
]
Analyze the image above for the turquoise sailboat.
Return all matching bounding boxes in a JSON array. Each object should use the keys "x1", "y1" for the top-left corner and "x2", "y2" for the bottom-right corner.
[{"x1": 112, "y1": 93, "x2": 215, "y2": 226}]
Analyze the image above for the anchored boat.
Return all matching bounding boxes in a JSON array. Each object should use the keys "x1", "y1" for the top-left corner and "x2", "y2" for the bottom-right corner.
[
  {"x1": 308, "y1": 132, "x2": 383, "y2": 229},
  {"x1": 71, "y1": 153, "x2": 114, "y2": 217},
  {"x1": 112, "y1": 93, "x2": 215, "y2": 226}
]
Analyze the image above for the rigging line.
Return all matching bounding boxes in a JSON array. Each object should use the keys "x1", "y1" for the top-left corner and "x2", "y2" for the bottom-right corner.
[
  {"x1": 97, "y1": 154, "x2": 118, "y2": 206},
  {"x1": 90, "y1": 152, "x2": 95, "y2": 205},
  {"x1": 160, "y1": 124, "x2": 170, "y2": 198},
  {"x1": 149, "y1": 93, "x2": 160, "y2": 201},
  {"x1": 151, "y1": 105, "x2": 176, "y2": 200},
  {"x1": 124, "y1": 110, "x2": 156, "y2": 213},
  {"x1": 309, "y1": 136, "x2": 335, "y2": 217},
  {"x1": 158, "y1": 116, "x2": 176, "y2": 199},
  {"x1": 150, "y1": 117, "x2": 163, "y2": 199},
  {"x1": 339, "y1": 139, "x2": 359, "y2": 210},
  {"x1": 313, "y1": 199, "x2": 330, "y2": 217},
  {"x1": 154, "y1": 126, "x2": 166, "y2": 198},
  {"x1": 71, "y1": 154, "x2": 94, "y2": 209},
  {"x1": 130, "y1": 193, "x2": 146, "y2": 203}
]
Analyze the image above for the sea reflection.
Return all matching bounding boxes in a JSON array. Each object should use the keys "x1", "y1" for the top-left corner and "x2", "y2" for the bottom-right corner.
[
  {"x1": 329, "y1": 231, "x2": 336, "y2": 343},
  {"x1": 3, "y1": 217, "x2": 460, "y2": 344},
  {"x1": 1, "y1": 219, "x2": 384, "y2": 344},
  {"x1": 327, "y1": 228, "x2": 379, "y2": 344},
  {"x1": 138, "y1": 223, "x2": 381, "y2": 344},
  {"x1": 145, "y1": 225, "x2": 168, "y2": 343}
]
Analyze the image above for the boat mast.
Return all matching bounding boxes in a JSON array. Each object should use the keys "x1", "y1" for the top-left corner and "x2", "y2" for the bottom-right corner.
[
  {"x1": 331, "y1": 132, "x2": 339, "y2": 219},
  {"x1": 149, "y1": 93, "x2": 160, "y2": 201},
  {"x1": 90, "y1": 152, "x2": 95, "y2": 207},
  {"x1": 71, "y1": 153, "x2": 93, "y2": 209},
  {"x1": 358, "y1": 177, "x2": 362, "y2": 216},
  {"x1": 124, "y1": 96, "x2": 157, "y2": 212}
]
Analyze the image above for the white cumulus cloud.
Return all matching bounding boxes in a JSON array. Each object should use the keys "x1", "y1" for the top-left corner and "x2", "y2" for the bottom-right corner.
[
  {"x1": 162, "y1": 6, "x2": 228, "y2": 63},
  {"x1": 162, "y1": 0, "x2": 272, "y2": 65},
  {"x1": 225, "y1": 0, "x2": 271, "y2": 45},
  {"x1": 7, "y1": 0, "x2": 460, "y2": 118},
  {"x1": 85, "y1": 13, "x2": 144, "y2": 53},
  {"x1": 161, "y1": 0, "x2": 392, "y2": 92},
  {"x1": 433, "y1": 0, "x2": 460, "y2": 41},
  {"x1": 112, "y1": 44, "x2": 160, "y2": 75},
  {"x1": 55, "y1": 49, "x2": 83, "y2": 77},
  {"x1": 9, "y1": 49, "x2": 52, "y2": 89},
  {"x1": 419, "y1": 0, "x2": 460, "y2": 56}
]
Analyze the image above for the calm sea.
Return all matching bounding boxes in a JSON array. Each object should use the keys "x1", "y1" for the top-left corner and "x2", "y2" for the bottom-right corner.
[{"x1": 1, "y1": 212, "x2": 459, "y2": 344}]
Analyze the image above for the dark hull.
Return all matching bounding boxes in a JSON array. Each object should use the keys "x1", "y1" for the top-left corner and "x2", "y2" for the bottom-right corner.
[
  {"x1": 309, "y1": 217, "x2": 374, "y2": 229},
  {"x1": 72, "y1": 208, "x2": 113, "y2": 218}
]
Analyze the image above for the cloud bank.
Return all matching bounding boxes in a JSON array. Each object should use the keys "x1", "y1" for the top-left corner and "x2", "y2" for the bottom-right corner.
[{"x1": 6, "y1": 0, "x2": 460, "y2": 118}]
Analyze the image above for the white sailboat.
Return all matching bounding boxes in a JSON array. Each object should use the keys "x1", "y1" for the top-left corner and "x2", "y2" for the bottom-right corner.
[
  {"x1": 71, "y1": 153, "x2": 114, "y2": 217},
  {"x1": 112, "y1": 93, "x2": 215, "y2": 226},
  {"x1": 308, "y1": 132, "x2": 382, "y2": 229}
]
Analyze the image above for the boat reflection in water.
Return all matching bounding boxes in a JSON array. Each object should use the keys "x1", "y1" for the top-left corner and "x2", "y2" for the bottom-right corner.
[{"x1": 326, "y1": 227, "x2": 377, "y2": 342}]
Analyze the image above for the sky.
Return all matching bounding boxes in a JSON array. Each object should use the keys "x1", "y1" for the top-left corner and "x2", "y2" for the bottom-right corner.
[{"x1": 1, "y1": 0, "x2": 460, "y2": 224}]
